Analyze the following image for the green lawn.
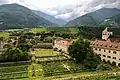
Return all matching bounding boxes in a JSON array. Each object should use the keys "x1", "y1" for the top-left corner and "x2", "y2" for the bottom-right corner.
[
  {"x1": 69, "y1": 28, "x2": 79, "y2": 34},
  {"x1": 0, "y1": 32, "x2": 9, "y2": 38},
  {"x1": 32, "y1": 28, "x2": 47, "y2": 33},
  {"x1": 35, "y1": 49, "x2": 57, "y2": 57},
  {"x1": 32, "y1": 27, "x2": 79, "y2": 34},
  {"x1": 48, "y1": 27, "x2": 70, "y2": 33}
]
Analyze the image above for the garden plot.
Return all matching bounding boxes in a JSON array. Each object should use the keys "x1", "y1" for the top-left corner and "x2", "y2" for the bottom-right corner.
[
  {"x1": 39, "y1": 60, "x2": 84, "y2": 76},
  {"x1": 34, "y1": 49, "x2": 84, "y2": 77},
  {"x1": 0, "y1": 64, "x2": 29, "y2": 79},
  {"x1": 36, "y1": 55, "x2": 71, "y2": 62},
  {"x1": 35, "y1": 49, "x2": 57, "y2": 57}
]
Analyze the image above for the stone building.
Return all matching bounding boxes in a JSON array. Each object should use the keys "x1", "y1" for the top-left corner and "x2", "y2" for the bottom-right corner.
[
  {"x1": 91, "y1": 27, "x2": 120, "y2": 66},
  {"x1": 53, "y1": 39, "x2": 72, "y2": 54}
]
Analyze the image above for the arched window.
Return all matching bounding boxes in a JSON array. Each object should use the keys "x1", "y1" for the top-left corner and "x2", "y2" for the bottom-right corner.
[
  {"x1": 103, "y1": 59, "x2": 106, "y2": 63},
  {"x1": 107, "y1": 60, "x2": 111, "y2": 64},
  {"x1": 118, "y1": 63, "x2": 120, "y2": 67},
  {"x1": 112, "y1": 61, "x2": 116, "y2": 66}
]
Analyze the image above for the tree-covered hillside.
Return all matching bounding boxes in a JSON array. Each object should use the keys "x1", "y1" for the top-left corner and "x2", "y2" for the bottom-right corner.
[
  {"x1": 0, "y1": 3, "x2": 55, "y2": 27},
  {"x1": 109, "y1": 13, "x2": 120, "y2": 24},
  {"x1": 66, "y1": 8, "x2": 120, "y2": 27}
]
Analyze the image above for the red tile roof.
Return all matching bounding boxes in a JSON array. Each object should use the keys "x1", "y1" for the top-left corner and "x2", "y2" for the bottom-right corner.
[
  {"x1": 90, "y1": 40, "x2": 120, "y2": 51},
  {"x1": 55, "y1": 40, "x2": 72, "y2": 46}
]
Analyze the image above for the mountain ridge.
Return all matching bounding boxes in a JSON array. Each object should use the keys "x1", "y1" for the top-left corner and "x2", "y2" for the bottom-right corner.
[
  {"x1": 0, "y1": 3, "x2": 55, "y2": 27},
  {"x1": 66, "y1": 8, "x2": 120, "y2": 26},
  {"x1": 33, "y1": 10, "x2": 67, "y2": 25}
]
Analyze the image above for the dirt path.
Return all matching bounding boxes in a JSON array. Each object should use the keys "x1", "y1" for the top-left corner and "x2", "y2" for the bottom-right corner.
[{"x1": 42, "y1": 71, "x2": 120, "y2": 80}]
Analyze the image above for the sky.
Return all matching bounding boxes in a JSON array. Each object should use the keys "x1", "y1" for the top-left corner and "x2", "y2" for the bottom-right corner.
[{"x1": 0, "y1": 0, "x2": 120, "y2": 21}]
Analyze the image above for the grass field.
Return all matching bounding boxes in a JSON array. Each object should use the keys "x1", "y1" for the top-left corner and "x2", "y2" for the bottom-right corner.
[
  {"x1": 69, "y1": 28, "x2": 79, "y2": 34},
  {"x1": 35, "y1": 49, "x2": 57, "y2": 57},
  {"x1": 0, "y1": 32, "x2": 9, "y2": 38},
  {"x1": 31, "y1": 27, "x2": 79, "y2": 35},
  {"x1": 48, "y1": 27, "x2": 79, "y2": 34},
  {"x1": 32, "y1": 28, "x2": 47, "y2": 33},
  {"x1": 48, "y1": 27, "x2": 70, "y2": 33}
]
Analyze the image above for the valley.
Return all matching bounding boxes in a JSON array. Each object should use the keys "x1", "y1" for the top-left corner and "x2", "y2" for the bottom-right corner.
[{"x1": 0, "y1": 2, "x2": 120, "y2": 80}]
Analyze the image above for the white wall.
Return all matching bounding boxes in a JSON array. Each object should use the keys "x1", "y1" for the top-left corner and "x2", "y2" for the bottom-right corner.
[{"x1": 93, "y1": 48, "x2": 120, "y2": 66}]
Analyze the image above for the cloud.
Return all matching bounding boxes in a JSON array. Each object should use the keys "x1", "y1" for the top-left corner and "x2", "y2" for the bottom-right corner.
[
  {"x1": 0, "y1": 0, "x2": 120, "y2": 21},
  {"x1": 44, "y1": 0, "x2": 120, "y2": 21},
  {"x1": 0, "y1": 0, "x2": 25, "y2": 4},
  {"x1": 0, "y1": 0, "x2": 9, "y2": 4}
]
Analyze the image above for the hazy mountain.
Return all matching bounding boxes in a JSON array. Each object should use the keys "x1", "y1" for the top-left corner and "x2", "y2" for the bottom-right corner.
[
  {"x1": 66, "y1": 8, "x2": 120, "y2": 26},
  {"x1": 0, "y1": 3, "x2": 55, "y2": 27},
  {"x1": 33, "y1": 10, "x2": 67, "y2": 25}
]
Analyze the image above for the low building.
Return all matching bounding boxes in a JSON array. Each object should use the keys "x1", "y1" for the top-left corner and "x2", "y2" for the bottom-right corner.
[
  {"x1": 34, "y1": 43, "x2": 53, "y2": 49},
  {"x1": 53, "y1": 39, "x2": 72, "y2": 53},
  {"x1": 91, "y1": 28, "x2": 120, "y2": 66}
]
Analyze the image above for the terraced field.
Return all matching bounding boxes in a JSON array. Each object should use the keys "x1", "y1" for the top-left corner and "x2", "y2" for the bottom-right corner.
[
  {"x1": 35, "y1": 49, "x2": 57, "y2": 57},
  {"x1": 0, "y1": 62, "x2": 30, "y2": 80},
  {"x1": 33, "y1": 49, "x2": 84, "y2": 77}
]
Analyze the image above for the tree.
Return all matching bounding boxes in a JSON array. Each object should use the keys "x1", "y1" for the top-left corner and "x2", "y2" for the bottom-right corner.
[
  {"x1": 84, "y1": 52, "x2": 100, "y2": 69},
  {"x1": 68, "y1": 38, "x2": 100, "y2": 69},
  {"x1": 68, "y1": 38, "x2": 91, "y2": 63},
  {"x1": 96, "y1": 64, "x2": 112, "y2": 71},
  {"x1": 0, "y1": 47, "x2": 30, "y2": 62}
]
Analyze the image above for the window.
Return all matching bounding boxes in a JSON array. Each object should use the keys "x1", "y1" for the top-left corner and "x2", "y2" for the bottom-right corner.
[
  {"x1": 95, "y1": 48, "x2": 97, "y2": 50},
  {"x1": 103, "y1": 34, "x2": 106, "y2": 35},
  {"x1": 103, "y1": 55, "x2": 106, "y2": 57},
  {"x1": 113, "y1": 57, "x2": 116, "y2": 60},
  {"x1": 99, "y1": 49, "x2": 101, "y2": 51},
  {"x1": 100, "y1": 44, "x2": 103, "y2": 46},
  {"x1": 113, "y1": 51, "x2": 117, "y2": 54},
  {"x1": 115, "y1": 45, "x2": 118, "y2": 48},
  {"x1": 104, "y1": 50, "x2": 106, "y2": 52},
  {"x1": 98, "y1": 54, "x2": 101, "y2": 56},
  {"x1": 107, "y1": 56, "x2": 111, "y2": 58},
  {"x1": 109, "y1": 45, "x2": 112, "y2": 47},
  {"x1": 105, "y1": 45, "x2": 107, "y2": 47}
]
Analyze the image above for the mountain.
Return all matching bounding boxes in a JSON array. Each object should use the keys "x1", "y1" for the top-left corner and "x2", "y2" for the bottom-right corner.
[
  {"x1": 66, "y1": 8, "x2": 120, "y2": 26},
  {"x1": 0, "y1": 24, "x2": 8, "y2": 30},
  {"x1": 0, "y1": 3, "x2": 55, "y2": 27},
  {"x1": 33, "y1": 10, "x2": 66, "y2": 25},
  {"x1": 109, "y1": 13, "x2": 120, "y2": 24}
]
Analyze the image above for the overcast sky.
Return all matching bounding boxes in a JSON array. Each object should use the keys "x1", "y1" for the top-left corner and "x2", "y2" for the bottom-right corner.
[{"x1": 0, "y1": 0, "x2": 120, "y2": 21}]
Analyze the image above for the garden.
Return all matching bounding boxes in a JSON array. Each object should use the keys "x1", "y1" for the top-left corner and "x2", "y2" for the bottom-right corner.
[
  {"x1": 34, "y1": 49, "x2": 57, "y2": 57},
  {"x1": 34, "y1": 50, "x2": 85, "y2": 77},
  {"x1": 0, "y1": 63, "x2": 29, "y2": 79},
  {"x1": 39, "y1": 60, "x2": 85, "y2": 77}
]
